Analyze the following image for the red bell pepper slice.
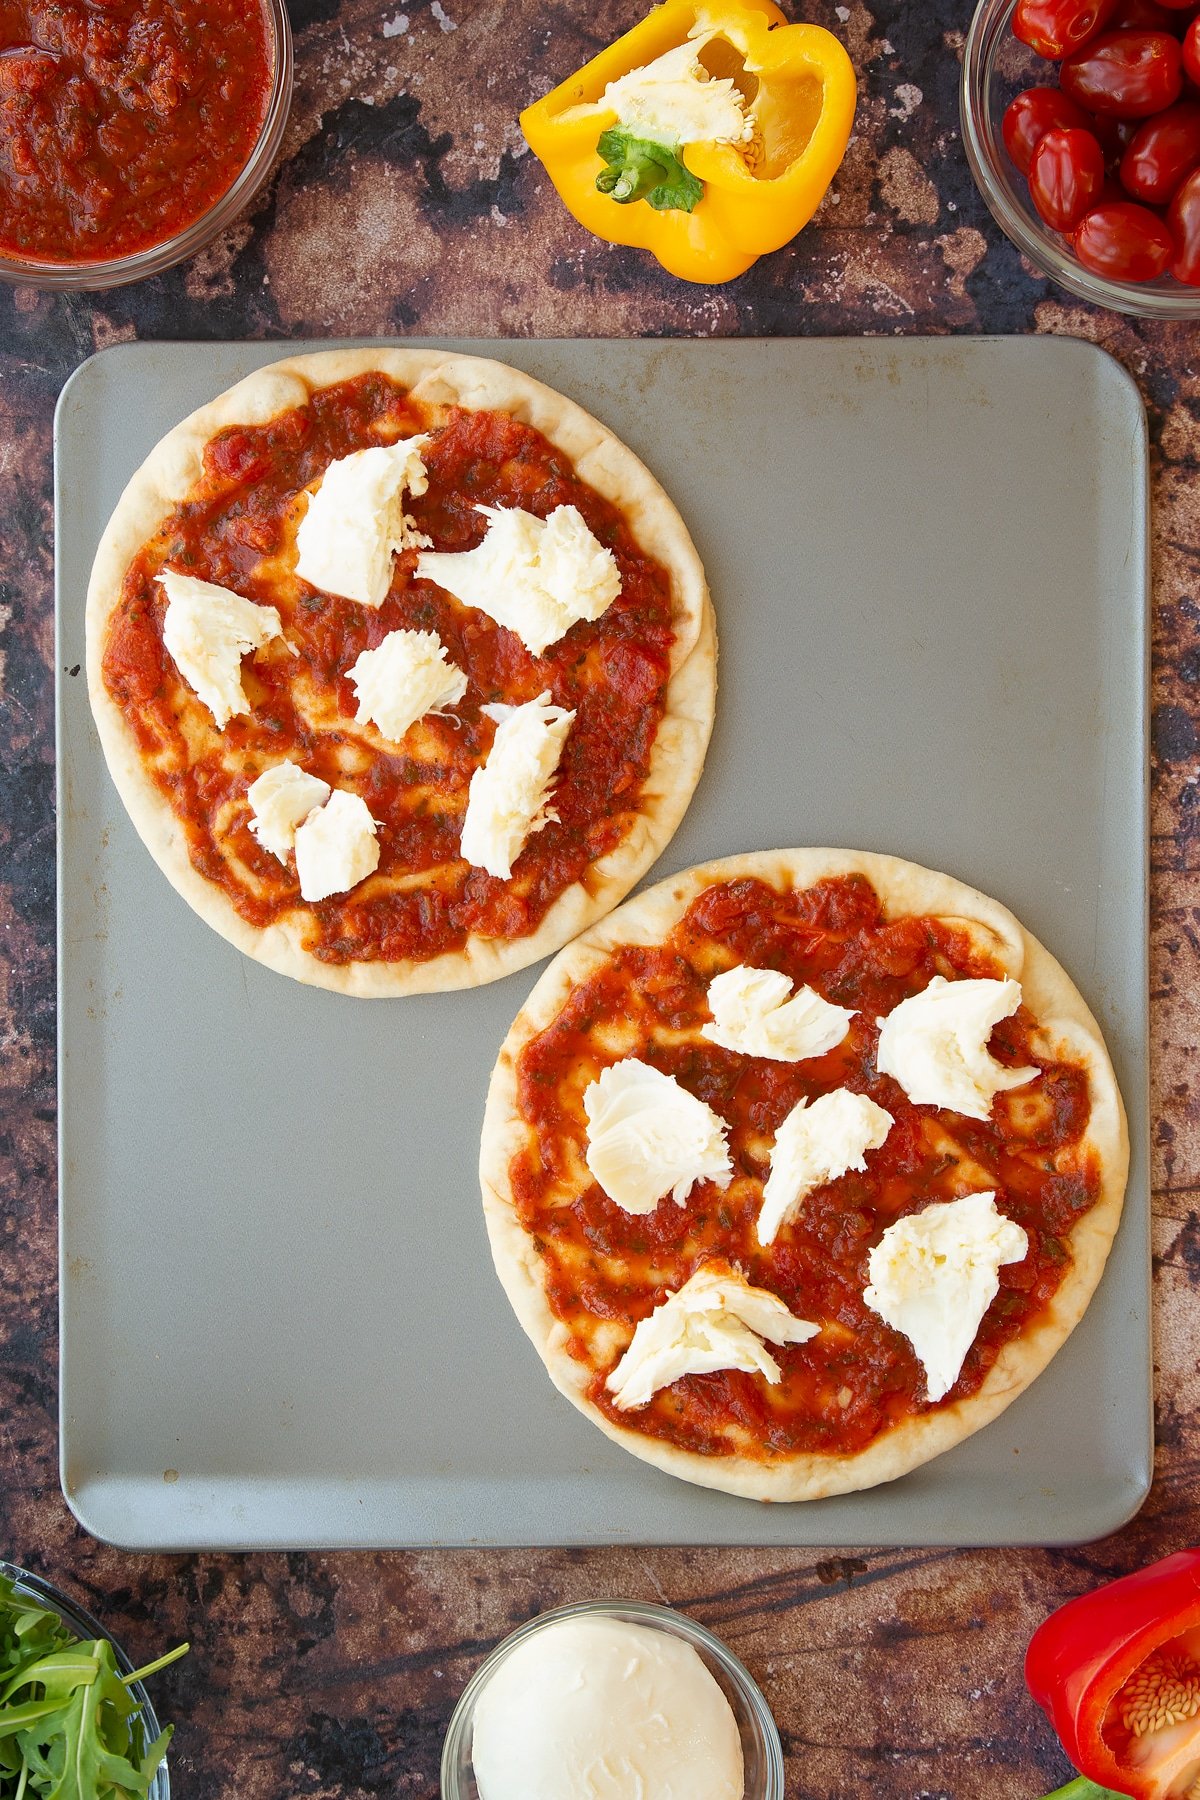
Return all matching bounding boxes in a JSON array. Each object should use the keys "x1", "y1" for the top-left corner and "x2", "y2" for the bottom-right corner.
[{"x1": 1026, "y1": 1549, "x2": 1200, "y2": 1799}]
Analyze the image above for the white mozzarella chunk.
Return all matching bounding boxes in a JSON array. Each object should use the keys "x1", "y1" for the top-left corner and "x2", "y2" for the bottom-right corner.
[
  {"x1": 863, "y1": 1191, "x2": 1029, "y2": 1403},
  {"x1": 415, "y1": 504, "x2": 620, "y2": 656},
  {"x1": 348, "y1": 628, "x2": 467, "y2": 743},
  {"x1": 470, "y1": 1615, "x2": 745, "y2": 1800},
  {"x1": 158, "y1": 569, "x2": 283, "y2": 729},
  {"x1": 292, "y1": 789, "x2": 380, "y2": 903},
  {"x1": 703, "y1": 964, "x2": 855, "y2": 1062},
  {"x1": 295, "y1": 437, "x2": 430, "y2": 608},
  {"x1": 758, "y1": 1090, "x2": 895, "y2": 1247},
  {"x1": 459, "y1": 691, "x2": 574, "y2": 880},
  {"x1": 602, "y1": 33, "x2": 754, "y2": 148},
  {"x1": 606, "y1": 1262, "x2": 819, "y2": 1412},
  {"x1": 583, "y1": 1058, "x2": 733, "y2": 1216},
  {"x1": 876, "y1": 976, "x2": 1040, "y2": 1121},
  {"x1": 247, "y1": 761, "x2": 332, "y2": 862}
]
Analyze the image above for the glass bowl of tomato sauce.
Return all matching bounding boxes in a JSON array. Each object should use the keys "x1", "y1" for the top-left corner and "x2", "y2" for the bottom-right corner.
[
  {"x1": 962, "y1": 0, "x2": 1200, "y2": 317},
  {"x1": 0, "y1": 0, "x2": 292, "y2": 290}
]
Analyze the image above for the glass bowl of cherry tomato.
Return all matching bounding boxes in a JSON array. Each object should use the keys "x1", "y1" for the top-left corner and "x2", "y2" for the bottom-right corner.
[{"x1": 962, "y1": 0, "x2": 1200, "y2": 315}]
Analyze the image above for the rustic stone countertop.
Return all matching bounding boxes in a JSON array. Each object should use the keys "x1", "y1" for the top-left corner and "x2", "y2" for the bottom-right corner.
[{"x1": 0, "y1": 1, "x2": 1197, "y2": 1795}]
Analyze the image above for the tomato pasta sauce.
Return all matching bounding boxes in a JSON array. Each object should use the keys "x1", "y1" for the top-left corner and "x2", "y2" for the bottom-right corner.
[
  {"x1": 509, "y1": 874, "x2": 1102, "y2": 1462},
  {"x1": 0, "y1": 0, "x2": 273, "y2": 263}
]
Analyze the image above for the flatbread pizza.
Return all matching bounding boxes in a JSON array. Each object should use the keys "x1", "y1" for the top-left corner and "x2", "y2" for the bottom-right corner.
[
  {"x1": 86, "y1": 348, "x2": 715, "y2": 995},
  {"x1": 479, "y1": 849, "x2": 1128, "y2": 1501}
]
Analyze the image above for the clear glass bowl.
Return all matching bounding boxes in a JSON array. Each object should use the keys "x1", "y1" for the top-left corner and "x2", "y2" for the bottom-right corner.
[
  {"x1": 0, "y1": 0, "x2": 292, "y2": 293},
  {"x1": 961, "y1": 0, "x2": 1200, "y2": 318},
  {"x1": 440, "y1": 1598, "x2": 785, "y2": 1800},
  {"x1": 0, "y1": 1562, "x2": 171, "y2": 1799}
]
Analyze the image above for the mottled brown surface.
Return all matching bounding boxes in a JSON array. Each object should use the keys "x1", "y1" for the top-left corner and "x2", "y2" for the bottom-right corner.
[{"x1": 0, "y1": 1, "x2": 1197, "y2": 1794}]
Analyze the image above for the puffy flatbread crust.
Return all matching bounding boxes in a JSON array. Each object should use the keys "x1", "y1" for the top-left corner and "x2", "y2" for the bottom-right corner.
[
  {"x1": 86, "y1": 349, "x2": 716, "y2": 996},
  {"x1": 479, "y1": 848, "x2": 1129, "y2": 1502}
]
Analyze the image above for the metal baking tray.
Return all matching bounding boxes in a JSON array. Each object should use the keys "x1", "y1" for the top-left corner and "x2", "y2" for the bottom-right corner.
[{"x1": 55, "y1": 336, "x2": 1151, "y2": 1550}]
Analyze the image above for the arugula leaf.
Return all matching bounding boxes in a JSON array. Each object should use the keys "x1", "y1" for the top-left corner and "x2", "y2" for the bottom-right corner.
[
  {"x1": 0, "y1": 1704, "x2": 60, "y2": 1741},
  {"x1": 1040, "y1": 1777, "x2": 1134, "y2": 1799},
  {"x1": 594, "y1": 128, "x2": 703, "y2": 213},
  {"x1": 0, "y1": 1575, "x2": 187, "y2": 1800}
]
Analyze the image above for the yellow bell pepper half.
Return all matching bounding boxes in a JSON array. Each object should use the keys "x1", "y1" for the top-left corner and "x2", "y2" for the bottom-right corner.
[{"x1": 520, "y1": 0, "x2": 857, "y2": 285}]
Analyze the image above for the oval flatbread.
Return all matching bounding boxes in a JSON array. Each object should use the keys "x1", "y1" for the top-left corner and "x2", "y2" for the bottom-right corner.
[
  {"x1": 86, "y1": 348, "x2": 715, "y2": 995},
  {"x1": 479, "y1": 849, "x2": 1128, "y2": 1501}
]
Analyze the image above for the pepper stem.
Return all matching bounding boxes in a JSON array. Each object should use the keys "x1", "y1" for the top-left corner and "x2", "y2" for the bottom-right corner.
[{"x1": 594, "y1": 128, "x2": 704, "y2": 213}]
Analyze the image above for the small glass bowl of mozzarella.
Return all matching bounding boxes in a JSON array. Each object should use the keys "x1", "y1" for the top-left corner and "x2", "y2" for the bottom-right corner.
[{"x1": 440, "y1": 1598, "x2": 784, "y2": 1800}]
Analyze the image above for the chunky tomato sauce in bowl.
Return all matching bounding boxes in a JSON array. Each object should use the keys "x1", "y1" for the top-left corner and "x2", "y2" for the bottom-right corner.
[{"x1": 0, "y1": 0, "x2": 291, "y2": 288}]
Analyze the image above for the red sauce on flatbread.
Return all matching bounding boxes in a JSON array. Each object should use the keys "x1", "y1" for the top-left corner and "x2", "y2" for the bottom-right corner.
[
  {"x1": 101, "y1": 374, "x2": 677, "y2": 965},
  {"x1": 510, "y1": 874, "x2": 1101, "y2": 1460}
]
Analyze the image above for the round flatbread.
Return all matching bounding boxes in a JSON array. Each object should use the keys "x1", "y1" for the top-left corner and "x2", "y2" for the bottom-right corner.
[
  {"x1": 86, "y1": 348, "x2": 715, "y2": 995},
  {"x1": 480, "y1": 849, "x2": 1128, "y2": 1502}
]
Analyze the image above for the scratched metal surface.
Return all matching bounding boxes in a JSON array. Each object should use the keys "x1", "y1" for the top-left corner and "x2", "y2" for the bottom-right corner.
[{"x1": 1, "y1": 1, "x2": 1198, "y2": 1794}]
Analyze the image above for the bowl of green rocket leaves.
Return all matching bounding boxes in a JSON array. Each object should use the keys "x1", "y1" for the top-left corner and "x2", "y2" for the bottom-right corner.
[{"x1": 0, "y1": 1563, "x2": 188, "y2": 1800}]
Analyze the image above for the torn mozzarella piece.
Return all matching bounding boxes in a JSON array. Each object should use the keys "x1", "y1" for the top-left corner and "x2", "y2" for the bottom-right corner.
[
  {"x1": 295, "y1": 437, "x2": 430, "y2": 607},
  {"x1": 863, "y1": 1191, "x2": 1029, "y2": 1403},
  {"x1": 158, "y1": 569, "x2": 283, "y2": 729},
  {"x1": 348, "y1": 628, "x2": 467, "y2": 743},
  {"x1": 606, "y1": 1262, "x2": 819, "y2": 1411},
  {"x1": 758, "y1": 1090, "x2": 894, "y2": 1246},
  {"x1": 459, "y1": 691, "x2": 574, "y2": 880},
  {"x1": 602, "y1": 33, "x2": 754, "y2": 148},
  {"x1": 292, "y1": 789, "x2": 380, "y2": 903},
  {"x1": 247, "y1": 761, "x2": 332, "y2": 862},
  {"x1": 876, "y1": 976, "x2": 1040, "y2": 1121},
  {"x1": 703, "y1": 964, "x2": 854, "y2": 1062},
  {"x1": 583, "y1": 1059, "x2": 732, "y2": 1216},
  {"x1": 415, "y1": 504, "x2": 620, "y2": 656}
]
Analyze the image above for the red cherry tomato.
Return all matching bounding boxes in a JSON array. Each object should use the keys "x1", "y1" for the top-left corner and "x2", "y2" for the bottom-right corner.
[
  {"x1": 1107, "y1": 0, "x2": 1181, "y2": 27},
  {"x1": 1119, "y1": 98, "x2": 1200, "y2": 197},
  {"x1": 1061, "y1": 29, "x2": 1184, "y2": 114},
  {"x1": 1003, "y1": 86, "x2": 1094, "y2": 172},
  {"x1": 1185, "y1": 15, "x2": 1200, "y2": 83},
  {"x1": 1155, "y1": 0, "x2": 1200, "y2": 10},
  {"x1": 1029, "y1": 126, "x2": 1108, "y2": 224},
  {"x1": 1013, "y1": 0, "x2": 1120, "y2": 57},
  {"x1": 1167, "y1": 164, "x2": 1200, "y2": 280},
  {"x1": 1073, "y1": 197, "x2": 1176, "y2": 273}
]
